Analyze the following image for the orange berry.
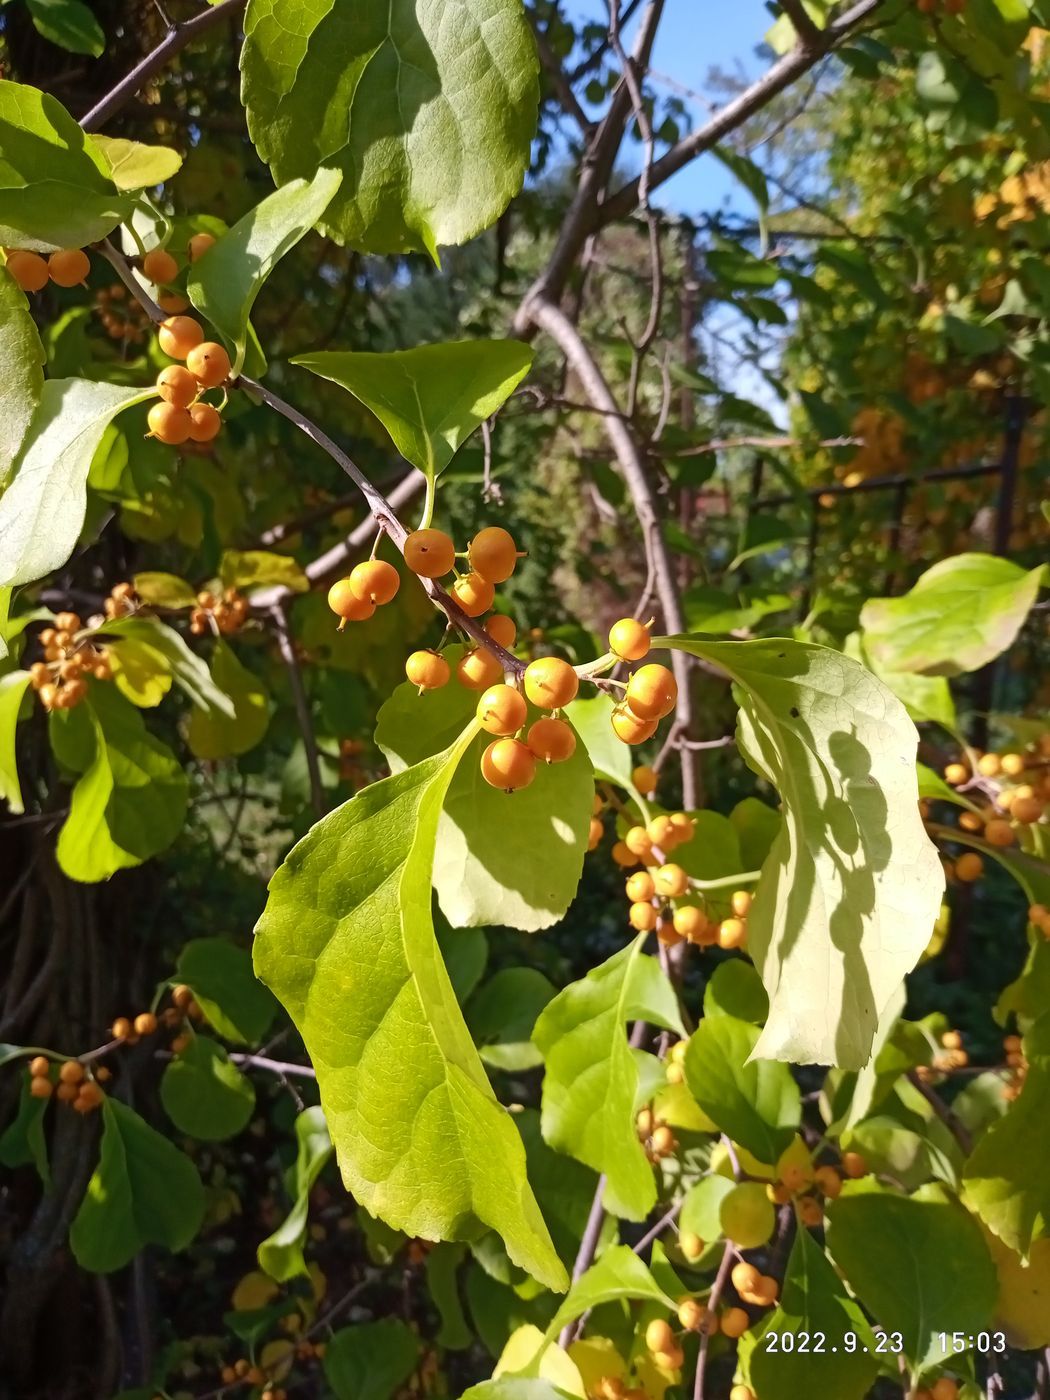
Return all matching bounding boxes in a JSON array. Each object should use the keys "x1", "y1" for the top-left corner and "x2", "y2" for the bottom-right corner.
[
  {"x1": 731, "y1": 890, "x2": 752, "y2": 918},
  {"x1": 405, "y1": 650, "x2": 450, "y2": 690},
  {"x1": 753, "y1": 1275, "x2": 779, "y2": 1306},
  {"x1": 632, "y1": 764, "x2": 657, "y2": 795},
  {"x1": 55, "y1": 1081, "x2": 78, "y2": 1103},
  {"x1": 944, "y1": 762, "x2": 969, "y2": 786},
  {"x1": 326, "y1": 578, "x2": 374, "y2": 623},
  {"x1": 75, "y1": 1081, "x2": 104, "y2": 1112},
  {"x1": 680, "y1": 1231, "x2": 704, "y2": 1261},
  {"x1": 157, "y1": 291, "x2": 189, "y2": 313},
  {"x1": 156, "y1": 365, "x2": 198, "y2": 409},
  {"x1": 720, "y1": 1306, "x2": 750, "y2": 1339},
  {"x1": 187, "y1": 232, "x2": 216, "y2": 261},
  {"x1": 134, "y1": 1012, "x2": 158, "y2": 1036},
  {"x1": 485, "y1": 614, "x2": 517, "y2": 648},
  {"x1": 47, "y1": 248, "x2": 90, "y2": 287},
  {"x1": 624, "y1": 825, "x2": 653, "y2": 858},
  {"x1": 456, "y1": 647, "x2": 504, "y2": 691},
  {"x1": 731, "y1": 1261, "x2": 760, "y2": 1294},
  {"x1": 147, "y1": 401, "x2": 192, "y2": 445},
  {"x1": 6, "y1": 250, "x2": 49, "y2": 292},
  {"x1": 984, "y1": 819, "x2": 1016, "y2": 847},
  {"x1": 28, "y1": 1056, "x2": 50, "y2": 1078},
  {"x1": 404, "y1": 528, "x2": 456, "y2": 578},
  {"x1": 977, "y1": 753, "x2": 1002, "y2": 778},
  {"x1": 188, "y1": 402, "x2": 222, "y2": 443},
  {"x1": 172, "y1": 984, "x2": 193, "y2": 1009},
  {"x1": 730, "y1": 1387, "x2": 755, "y2": 1400},
  {"x1": 645, "y1": 1319, "x2": 674, "y2": 1354},
  {"x1": 1012, "y1": 796, "x2": 1044, "y2": 824},
  {"x1": 678, "y1": 1299, "x2": 706, "y2": 1332},
  {"x1": 626, "y1": 871, "x2": 655, "y2": 902},
  {"x1": 58, "y1": 1061, "x2": 85, "y2": 1085},
  {"x1": 955, "y1": 852, "x2": 984, "y2": 882},
  {"x1": 629, "y1": 901, "x2": 658, "y2": 932},
  {"x1": 186, "y1": 341, "x2": 231, "y2": 388},
  {"x1": 611, "y1": 841, "x2": 637, "y2": 867},
  {"x1": 841, "y1": 1150, "x2": 868, "y2": 1178},
  {"x1": 142, "y1": 248, "x2": 179, "y2": 284},
  {"x1": 158, "y1": 315, "x2": 204, "y2": 359},
  {"x1": 477, "y1": 684, "x2": 528, "y2": 735},
  {"x1": 468, "y1": 526, "x2": 520, "y2": 583},
  {"x1": 717, "y1": 917, "x2": 747, "y2": 949},
  {"x1": 798, "y1": 1196, "x2": 824, "y2": 1227},
  {"x1": 450, "y1": 572, "x2": 495, "y2": 617},
  {"x1": 813, "y1": 1165, "x2": 841, "y2": 1198},
  {"x1": 673, "y1": 905, "x2": 708, "y2": 942},
  {"x1": 626, "y1": 664, "x2": 678, "y2": 721},
  {"x1": 654, "y1": 863, "x2": 689, "y2": 898},
  {"x1": 30, "y1": 1075, "x2": 53, "y2": 1099},
  {"x1": 608, "y1": 617, "x2": 651, "y2": 662},
  {"x1": 523, "y1": 656, "x2": 579, "y2": 709},
  {"x1": 349, "y1": 559, "x2": 400, "y2": 605},
  {"x1": 588, "y1": 816, "x2": 603, "y2": 851},
  {"x1": 480, "y1": 738, "x2": 536, "y2": 792},
  {"x1": 648, "y1": 814, "x2": 677, "y2": 847},
  {"x1": 657, "y1": 918, "x2": 683, "y2": 947},
  {"x1": 526, "y1": 717, "x2": 576, "y2": 763},
  {"x1": 1001, "y1": 753, "x2": 1026, "y2": 777},
  {"x1": 611, "y1": 704, "x2": 657, "y2": 744}
]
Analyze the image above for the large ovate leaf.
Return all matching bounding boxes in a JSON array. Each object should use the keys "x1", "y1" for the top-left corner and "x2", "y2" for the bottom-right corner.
[
  {"x1": 26, "y1": 0, "x2": 104, "y2": 56},
  {"x1": 564, "y1": 693, "x2": 633, "y2": 790},
  {"x1": 0, "y1": 670, "x2": 32, "y2": 813},
  {"x1": 845, "y1": 631, "x2": 958, "y2": 732},
  {"x1": 746, "y1": 1226, "x2": 879, "y2": 1398},
  {"x1": 0, "y1": 379, "x2": 155, "y2": 587},
  {"x1": 963, "y1": 1014, "x2": 1050, "y2": 1258},
  {"x1": 70, "y1": 1098, "x2": 205, "y2": 1273},
  {"x1": 826, "y1": 1181, "x2": 997, "y2": 1373},
  {"x1": 107, "y1": 631, "x2": 174, "y2": 708},
  {"x1": 683, "y1": 1013, "x2": 800, "y2": 1164},
  {"x1": 0, "y1": 267, "x2": 45, "y2": 479},
  {"x1": 174, "y1": 937, "x2": 276, "y2": 1045},
  {"x1": 325, "y1": 1319, "x2": 421, "y2": 1400},
  {"x1": 160, "y1": 1035, "x2": 256, "y2": 1141},
  {"x1": 376, "y1": 657, "x2": 592, "y2": 932},
  {"x1": 655, "y1": 636, "x2": 944, "y2": 1069},
  {"x1": 0, "y1": 81, "x2": 130, "y2": 248},
  {"x1": 532, "y1": 937, "x2": 684, "y2": 1221},
  {"x1": 189, "y1": 169, "x2": 340, "y2": 372},
  {"x1": 543, "y1": 1247, "x2": 674, "y2": 1346},
  {"x1": 254, "y1": 726, "x2": 567, "y2": 1291},
  {"x1": 0, "y1": 1078, "x2": 50, "y2": 1186},
  {"x1": 860, "y1": 554, "x2": 1045, "y2": 677},
  {"x1": 100, "y1": 616, "x2": 236, "y2": 717},
  {"x1": 91, "y1": 135, "x2": 183, "y2": 190},
  {"x1": 294, "y1": 341, "x2": 532, "y2": 483},
  {"x1": 186, "y1": 640, "x2": 269, "y2": 760},
  {"x1": 984, "y1": 1226, "x2": 1050, "y2": 1349},
  {"x1": 52, "y1": 684, "x2": 188, "y2": 883},
  {"x1": 220, "y1": 549, "x2": 309, "y2": 594},
  {"x1": 258, "y1": 1106, "x2": 333, "y2": 1282},
  {"x1": 240, "y1": 0, "x2": 539, "y2": 255}
]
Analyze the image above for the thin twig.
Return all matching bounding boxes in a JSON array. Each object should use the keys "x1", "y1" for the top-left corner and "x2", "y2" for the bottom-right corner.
[
  {"x1": 695, "y1": 1241, "x2": 734, "y2": 1398},
  {"x1": 271, "y1": 603, "x2": 325, "y2": 819}
]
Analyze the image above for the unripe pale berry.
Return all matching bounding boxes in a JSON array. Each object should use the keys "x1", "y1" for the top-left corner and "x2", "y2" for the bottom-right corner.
[
  {"x1": 654, "y1": 863, "x2": 688, "y2": 898},
  {"x1": 468, "y1": 526, "x2": 520, "y2": 583},
  {"x1": 633, "y1": 764, "x2": 657, "y2": 795},
  {"x1": 680, "y1": 1232, "x2": 704, "y2": 1260},
  {"x1": 143, "y1": 248, "x2": 178, "y2": 284},
  {"x1": 944, "y1": 761, "x2": 968, "y2": 786},
  {"x1": 349, "y1": 559, "x2": 400, "y2": 605},
  {"x1": 626, "y1": 663, "x2": 678, "y2": 721},
  {"x1": 188, "y1": 232, "x2": 216, "y2": 261},
  {"x1": 450, "y1": 572, "x2": 495, "y2": 617},
  {"x1": 456, "y1": 647, "x2": 503, "y2": 691},
  {"x1": 626, "y1": 871, "x2": 655, "y2": 902},
  {"x1": 404, "y1": 528, "x2": 456, "y2": 577},
  {"x1": 158, "y1": 315, "x2": 204, "y2": 359},
  {"x1": 523, "y1": 656, "x2": 578, "y2": 709},
  {"x1": 526, "y1": 717, "x2": 576, "y2": 763},
  {"x1": 405, "y1": 650, "x2": 450, "y2": 690},
  {"x1": 477, "y1": 684, "x2": 527, "y2": 735},
  {"x1": 188, "y1": 402, "x2": 222, "y2": 442},
  {"x1": 186, "y1": 341, "x2": 231, "y2": 388},
  {"x1": 147, "y1": 402, "x2": 192, "y2": 445},
  {"x1": 611, "y1": 704, "x2": 657, "y2": 744},
  {"x1": 7, "y1": 250, "x2": 49, "y2": 292},
  {"x1": 485, "y1": 613, "x2": 517, "y2": 648},
  {"x1": 327, "y1": 578, "x2": 375, "y2": 623},
  {"x1": 48, "y1": 248, "x2": 90, "y2": 287},
  {"x1": 480, "y1": 738, "x2": 536, "y2": 791},
  {"x1": 157, "y1": 365, "x2": 198, "y2": 408},
  {"x1": 609, "y1": 617, "x2": 650, "y2": 661}
]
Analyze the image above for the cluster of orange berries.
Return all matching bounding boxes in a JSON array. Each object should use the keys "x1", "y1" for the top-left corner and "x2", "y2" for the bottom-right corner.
[
  {"x1": 765, "y1": 1152, "x2": 866, "y2": 1226},
  {"x1": 4, "y1": 245, "x2": 91, "y2": 293},
  {"x1": 140, "y1": 235, "x2": 217, "y2": 292},
  {"x1": 29, "y1": 611, "x2": 112, "y2": 711},
  {"x1": 102, "y1": 580, "x2": 138, "y2": 620},
  {"x1": 916, "y1": 1029, "x2": 969, "y2": 1083},
  {"x1": 218, "y1": 1358, "x2": 289, "y2": 1396},
  {"x1": 95, "y1": 282, "x2": 149, "y2": 344},
  {"x1": 190, "y1": 587, "x2": 250, "y2": 636},
  {"x1": 26, "y1": 1056, "x2": 108, "y2": 1113},
  {"x1": 942, "y1": 745, "x2": 1049, "y2": 854},
  {"x1": 635, "y1": 1106, "x2": 677, "y2": 1164},
  {"x1": 1003, "y1": 1032, "x2": 1028, "y2": 1100},
  {"x1": 112, "y1": 985, "x2": 203, "y2": 1054},
  {"x1": 148, "y1": 314, "x2": 228, "y2": 446}
]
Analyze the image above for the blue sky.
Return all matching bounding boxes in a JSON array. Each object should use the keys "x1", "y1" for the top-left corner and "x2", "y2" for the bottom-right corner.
[{"x1": 565, "y1": 0, "x2": 775, "y2": 213}]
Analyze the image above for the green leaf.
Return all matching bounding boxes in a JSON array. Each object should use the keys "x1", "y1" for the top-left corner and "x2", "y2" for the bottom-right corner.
[
  {"x1": 324, "y1": 1320, "x2": 421, "y2": 1400},
  {"x1": 91, "y1": 135, "x2": 183, "y2": 190},
  {"x1": 108, "y1": 632, "x2": 173, "y2": 708},
  {"x1": 53, "y1": 685, "x2": 188, "y2": 883},
  {"x1": 702, "y1": 960, "x2": 769, "y2": 1024},
  {"x1": 294, "y1": 341, "x2": 532, "y2": 483},
  {"x1": 188, "y1": 169, "x2": 340, "y2": 372},
  {"x1": 131, "y1": 572, "x2": 197, "y2": 609},
  {"x1": 996, "y1": 930, "x2": 1050, "y2": 1027},
  {"x1": 219, "y1": 549, "x2": 309, "y2": 594},
  {"x1": 254, "y1": 728, "x2": 567, "y2": 1291},
  {"x1": 845, "y1": 632, "x2": 958, "y2": 733},
  {"x1": 729, "y1": 797, "x2": 782, "y2": 872},
  {"x1": 468, "y1": 969, "x2": 557, "y2": 1072},
  {"x1": 0, "y1": 267, "x2": 45, "y2": 481},
  {"x1": 0, "y1": 1077, "x2": 50, "y2": 1186},
  {"x1": 174, "y1": 937, "x2": 276, "y2": 1045},
  {"x1": 963, "y1": 1014, "x2": 1050, "y2": 1258},
  {"x1": 0, "y1": 670, "x2": 32, "y2": 813},
  {"x1": 375, "y1": 657, "x2": 592, "y2": 933},
  {"x1": 258, "y1": 1106, "x2": 333, "y2": 1282},
  {"x1": 680, "y1": 1174, "x2": 735, "y2": 1242},
  {"x1": 654, "y1": 636, "x2": 944, "y2": 1070},
  {"x1": 70, "y1": 1098, "x2": 205, "y2": 1273},
  {"x1": 565, "y1": 692, "x2": 633, "y2": 790},
  {"x1": 463, "y1": 1384, "x2": 573, "y2": 1400},
  {"x1": 0, "y1": 81, "x2": 130, "y2": 247},
  {"x1": 683, "y1": 1013, "x2": 800, "y2": 1164},
  {"x1": 160, "y1": 1035, "x2": 256, "y2": 1141},
  {"x1": 0, "y1": 379, "x2": 155, "y2": 587},
  {"x1": 100, "y1": 616, "x2": 236, "y2": 717},
  {"x1": 427, "y1": 1242, "x2": 473, "y2": 1350},
  {"x1": 532, "y1": 937, "x2": 684, "y2": 1221},
  {"x1": 747, "y1": 1226, "x2": 879, "y2": 1398},
  {"x1": 543, "y1": 1246, "x2": 674, "y2": 1346},
  {"x1": 186, "y1": 640, "x2": 269, "y2": 759},
  {"x1": 241, "y1": 0, "x2": 539, "y2": 256},
  {"x1": 860, "y1": 554, "x2": 1045, "y2": 677},
  {"x1": 826, "y1": 1181, "x2": 997, "y2": 1372},
  {"x1": 26, "y1": 0, "x2": 104, "y2": 55}
]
